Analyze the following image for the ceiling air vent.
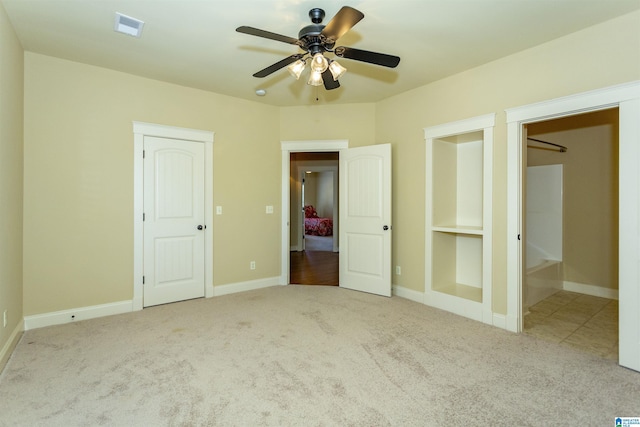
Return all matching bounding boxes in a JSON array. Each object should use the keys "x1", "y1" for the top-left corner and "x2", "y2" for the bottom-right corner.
[{"x1": 114, "y1": 12, "x2": 144, "y2": 38}]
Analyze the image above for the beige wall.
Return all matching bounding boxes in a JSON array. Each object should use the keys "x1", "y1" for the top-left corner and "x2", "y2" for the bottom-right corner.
[
  {"x1": 317, "y1": 171, "x2": 334, "y2": 219},
  {"x1": 23, "y1": 53, "x2": 281, "y2": 315},
  {"x1": 528, "y1": 109, "x2": 619, "y2": 290},
  {"x1": 375, "y1": 10, "x2": 640, "y2": 314},
  {"x1": 280, "y1": 103, "x2": 376, "y2": 147},
  {"x1": 0, "y1": 2, "x2": 24, "y2": 362}
]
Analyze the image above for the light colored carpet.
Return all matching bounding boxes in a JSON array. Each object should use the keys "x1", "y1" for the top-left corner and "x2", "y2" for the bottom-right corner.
[
  {"x1": 1, "y1": 285, "x2": 638, "y2": 426},
  {"x1": 304, "y1": 234, "x2": 333, "y2": 251}
]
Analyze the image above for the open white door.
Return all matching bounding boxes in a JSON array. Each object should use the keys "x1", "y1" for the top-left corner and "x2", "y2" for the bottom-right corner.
[
  {"x1": 618, "y1": 97, "x2": 640, "y2": 372},
  {"x1": 339, "y1": 143, "x2": 392, "y2": 296},
  {"x1": 143, "y1": 136, "x2": 206, "y2": 307}
]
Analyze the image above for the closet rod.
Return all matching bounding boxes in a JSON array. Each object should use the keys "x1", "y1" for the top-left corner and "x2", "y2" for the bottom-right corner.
[{"x1": 527, "y1": 137, "x2": 567, "y2": 152}]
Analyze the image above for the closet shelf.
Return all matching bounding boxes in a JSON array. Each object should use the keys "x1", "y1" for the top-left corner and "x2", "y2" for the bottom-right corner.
[
  {"x1": 432, "y1": 225, "x2": 483, "y2": 235},
  {"x1": 432, "y1": 282, "x2": 483, "y2": 303}
]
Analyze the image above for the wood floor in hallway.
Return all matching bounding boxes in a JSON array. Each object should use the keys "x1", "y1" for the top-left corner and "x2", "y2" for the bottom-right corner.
[{"x1": 290, "y1": 250, "x2": 338, "y2": 286}]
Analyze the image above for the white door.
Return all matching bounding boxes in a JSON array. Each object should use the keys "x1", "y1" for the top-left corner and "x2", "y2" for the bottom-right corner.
[
  {"x1": 143, "y1": 136, "x2": 205, "y2": 307},
  {"x1": 619, "y1": 98, "x2": 640, "y2": 372},
  {"x1": 339, "y1": 144, "x2": 392, "y2": 296}
]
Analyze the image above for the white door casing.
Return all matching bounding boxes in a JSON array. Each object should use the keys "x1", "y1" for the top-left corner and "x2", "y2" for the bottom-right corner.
[
  {"x1": 133, "y1": 122, "x2": 214, "y2": 311},
  {"x1": 280, "y1": 140, "x2": 349, "y2": 285},
  {"x1": 143, "y1": 136, "x2": 205, "y2": 307},
  {"x1": 506, "y1": 81, "x2": 640, "y2": 372},
  {"x1": 339, "y1": 143, "x2": 392, "y2": 297}
]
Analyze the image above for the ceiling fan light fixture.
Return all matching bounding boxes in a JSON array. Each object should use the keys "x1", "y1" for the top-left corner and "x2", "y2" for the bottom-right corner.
[
  {"x1": 310, "y1": 53, "x2": 329, "y2": 73},
  {"x1": 307, "y1": 70, "x2": 323, "y2": 86},
  {"x1": 287, "y1": 59, "x2": 306, "y2": 80},
  {"x1": 328, "y1": 60, "x2": 347, "y2": 81}
]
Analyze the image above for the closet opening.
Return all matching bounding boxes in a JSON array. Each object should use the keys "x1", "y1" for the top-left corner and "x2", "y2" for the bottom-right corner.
[{"x1": 522, "y1": 108, "x2": 619, "y2": 360}]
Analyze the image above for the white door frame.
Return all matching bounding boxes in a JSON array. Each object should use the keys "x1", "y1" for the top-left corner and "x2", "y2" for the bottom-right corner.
[
  {"x1": 296, "y1": 163, "x2": 339, "y2": 252},
  {"x1": 133, "y1": 122, "x2": 214, "y2": 311},
  {"x1": 281, "y1": 140, "x2": 348, "y2": 285},
  {"x1": 505, "y1": 81, "x2": 640, "y2": 369}
]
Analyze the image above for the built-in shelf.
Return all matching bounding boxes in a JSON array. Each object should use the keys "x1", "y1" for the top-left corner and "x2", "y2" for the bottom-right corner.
[
  {"x1": 432, "y1": 282, "x2": 483, "y2": 303},
  {"x1": 424, "y1": 113, "x2": 495, "y2": 324},
  {"x1": 432, "y1": 225, "x2": 484, "y2": 235}
]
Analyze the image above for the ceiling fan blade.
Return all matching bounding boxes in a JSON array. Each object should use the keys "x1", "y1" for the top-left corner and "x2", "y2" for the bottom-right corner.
[
  {"x1": 236, "y1": 26, "x2": 300, "y2": 46},
  {"x1": 334, "y1": 46, "x2": 400, "y2": 68},
  {"x1": 253, "y1": 54, "x2": 304, "y2": 78},
  {"x1": 321, "y1": 6, "x2": 364, "y2": 43},
  {"x1": 322, "y1": 69, "x2": 340, "y2": 90}
]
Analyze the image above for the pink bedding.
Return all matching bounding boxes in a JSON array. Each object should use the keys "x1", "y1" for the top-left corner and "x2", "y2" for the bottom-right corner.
[
  {"x1": 304, "y1": 205, "x2": 333, "y2": 236},
  {"x1": 304, "y1": 217, "x2": 333, "y2": 236}
]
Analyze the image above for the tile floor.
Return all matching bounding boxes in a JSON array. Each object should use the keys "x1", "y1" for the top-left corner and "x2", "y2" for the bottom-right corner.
[{"x1": 523, "y1": 290, "x2": 618, "y2": 360}]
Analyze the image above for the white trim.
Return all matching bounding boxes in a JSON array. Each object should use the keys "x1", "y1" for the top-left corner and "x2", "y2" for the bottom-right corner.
[
  {"x1": 0, "y1": 322, "x2": 23, "y2": 373},
  {"x1": 492, "y1": 314, "x2": 507, "y2": 330},
  {"x1": 132, "y1": 121, "x2": 214, "y2": 143},
  {"x1": 392, "y1": 285, "x2": 424, "y2": 304},
  {"x1": 280, "y1": 140, "x2": 348, "y2": 285},
  {"x1": 204, "y1": 141, "x2": 214, "y2": 298},
  {"x1": 424, "y1": 113, "x2": 496, "y2": 139},
  {"x1": 133, "y1": 122, "x2": 214, "y2": 310},
  {"x1": 281, "y1": 139, "x2": 348, "y2": 152},
  {"x1": 505, "y1": 81, "x2": 640, "y2": 124},
  {"x1": 212, "y1": 277, "x2": 282, "y2": 297},
  {"x1": 423, "y1": 113, "x2": 496, "y2": 327},
  {"x1": 562, "y1": 281, "x2": 619, "y2": 300},
  {"x1": 23, "y1": 300, "x2": 133, "y2": 330},
  {"x1": 505, "y1": 81, "x2": 640, "y2": 372}
]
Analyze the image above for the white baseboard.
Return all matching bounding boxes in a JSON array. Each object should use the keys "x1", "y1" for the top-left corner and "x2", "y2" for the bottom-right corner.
[
  {"x1": 492, "y1": 313, "x2": 507, "y2": 330},
  {"x1": 213, "y1": 276, "x2": 282, "y2": 297},
  {"x1": 505, "y1": 313, "x2": 519, "y2": 333},
  {"x1": 23, "y1": 300, "x2": 133, "y2": 331},
  {"x1": 392, "y1": 285, "x2": 425, "y2": 304},
  {"x1": 0, "y1": 322, "x2": 23, "y2": 373},
  {"x1": 563, "y1": 281, "x2": 619, "y2": 300},
  {"x1": 205, "y1": 283, "x2": 214, "y2": 298}
]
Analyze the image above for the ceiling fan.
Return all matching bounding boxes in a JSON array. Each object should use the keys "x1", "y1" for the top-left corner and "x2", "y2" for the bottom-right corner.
[{"x1": 236, "y1": 6, "x2": 400, "y2": 90}]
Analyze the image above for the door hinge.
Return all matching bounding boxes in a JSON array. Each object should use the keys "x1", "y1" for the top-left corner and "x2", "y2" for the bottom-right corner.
[
  {"x1": 143, "y1": 150, "x2": 145, "y2": 159},
  {"x1": 517, "y1": 234, "x2": 521, "y2": 240},
  {"x1": 142, "y1": 276, "x2": 145, "y2": 284},
  {"x1": 143, "y1": 213, "x2": 145, "y2": 221}
]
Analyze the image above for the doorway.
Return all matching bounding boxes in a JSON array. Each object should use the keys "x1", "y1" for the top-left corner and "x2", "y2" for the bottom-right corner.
[
  {"x1": 280, "y1": 139, "x2": 393, "y2": 297},
  {"x1": 133, "y1": 122, "x2": 214, "y2": 311},
  {"x1": 522, "y1": 109, "x2": 619, "y2": 359},
  {"x1": 505, "y1": 81, "x2": 640, "y2": 372},
  {"x1": 289, "y1": 152, "x2": 339, "y2": 286}
]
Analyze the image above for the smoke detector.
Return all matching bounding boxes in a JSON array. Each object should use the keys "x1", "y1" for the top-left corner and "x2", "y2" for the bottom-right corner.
[{"x1": 114, "y1": 12, "x2": 144, "y2": 38}]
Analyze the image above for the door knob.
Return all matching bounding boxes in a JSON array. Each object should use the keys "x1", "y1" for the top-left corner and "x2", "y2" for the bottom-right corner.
[
  {"x1": 197, "y1": 225, "x2": 204, "y2": 230},
  {"x1": 383, "y1": 225, "x2": 389, "y2": 231}
]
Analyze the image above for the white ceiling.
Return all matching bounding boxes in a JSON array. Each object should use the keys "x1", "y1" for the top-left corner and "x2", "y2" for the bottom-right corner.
[{"x1": 3, "y1": 0, "x2": 639, "y2": 106}]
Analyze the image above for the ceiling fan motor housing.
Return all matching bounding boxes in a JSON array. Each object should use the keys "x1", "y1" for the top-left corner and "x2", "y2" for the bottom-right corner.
[
  {"x1": 298, "y1": 24, "x2": 332, "y2": 54},
  {"x1": 309, "y1": 8, "x2": 325, "y2": 24}
]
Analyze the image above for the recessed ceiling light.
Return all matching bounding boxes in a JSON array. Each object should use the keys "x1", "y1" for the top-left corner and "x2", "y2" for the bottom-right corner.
[
  {"x1": 255, "y1": 89, "x2": 267, "y2": 96},
  {"x1": 114, "y1": 12, "x2": 144, "y2": 38}
]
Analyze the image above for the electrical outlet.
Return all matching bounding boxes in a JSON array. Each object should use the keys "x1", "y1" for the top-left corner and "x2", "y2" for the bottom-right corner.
[
  {"x1": 250, "y1": 261, "x2": 256, "y2": 270},
  {"x1": 3, "y1": 310, "x2": 7, "y2": 328},
  {"x1": 266, "y1": 205, "x2": 274, "y2": 214},
  {"x1": 395, "y1": 266, "x2": 402, "y2": 275}
]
